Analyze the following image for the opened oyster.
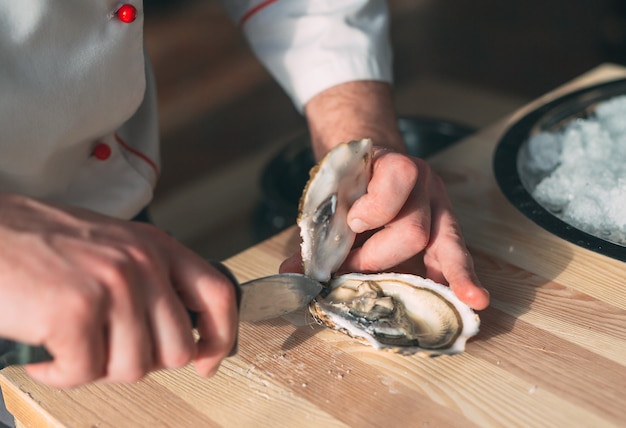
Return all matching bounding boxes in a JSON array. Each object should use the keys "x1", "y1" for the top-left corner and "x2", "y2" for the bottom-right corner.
[
  {"x1": 310, "y1": 273, "x2": 479, "y2": 355},
  {"x1": 297, "y1": 139, "x2": 480, "y2": 355}
]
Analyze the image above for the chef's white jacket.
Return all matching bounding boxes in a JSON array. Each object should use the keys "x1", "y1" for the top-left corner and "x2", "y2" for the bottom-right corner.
[{"x1": 0, "y1": 0, "x2": 392, "y2": 219}]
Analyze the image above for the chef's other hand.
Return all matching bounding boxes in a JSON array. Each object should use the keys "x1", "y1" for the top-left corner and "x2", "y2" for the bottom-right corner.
[
  {"x1": 280, "y1": 80, "x2": 489, "y2": 311},
  {"x1": 0, "y1": 194, "x2": 238, "y2": 388},
  {"x1": 342, "y1": 148, "x2": 490, "y2": 310},
  {"x1": 279, "y1": 149, "x2": 490, "y2": 310}
]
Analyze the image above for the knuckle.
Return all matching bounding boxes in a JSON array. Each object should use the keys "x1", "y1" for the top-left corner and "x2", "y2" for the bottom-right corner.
[
  {"x1": 107, "y1": 344, "x2": 154, "y2": 382},
  {"x1": 98, "y1": 233, "x2": 163, "y2": 278},
  {"x1": 110, "y1": 363, "x2": 150, "y2": 383},
  {"x1": 399, "y1": 154, "x2": 420, "y2": 179},
  {"x1": 95, "y1": 253, "x2": 135, "y2": 285},
  {"x1": 126, "y1": 367, "x2": 149, "y2": 383},
  {"x1": 118, "y1": 371, "x2": 145, "y2": 384},
  {"x1": 218, "y1": 276, "x2": 237, "y2": 303},
  {"x1": 364, "y1": 204, "x2": 392, "y2": 225},
  {"x1": 66, "y1": 366, "x2": 103, "y2": 386},
  {"x1": 125, "y1": 241, "x2": 160, "y2": 267},
  {"x1": 92, "y1": 249, "x2": 153, "y2": 295},
  {"x1": 442, "y1": 217, "x2": 465, "y2": 241},
  {"x1": 163, "y1": 345, "x2": 195, "y2": 369},
  {"x1": 59, "y1": 285, "x2": 107, "y2": 325},
  {"x1": 196, "y1": 361, "x2": 222, "y2": 378},
  {"x1": 404, "y1": 225, "x2": 430, "y2": 256},
  {"x1": 129, "y1": 223, "x2": 170, "y2": 254},
  {"x1": 206, "y1": 273, "x2": 238, "y2": 308},
  {"x1": 403, "y1": 222, "x2": 431, "y2": 252},
  {"x1": 380, "y1": 153, "x2": 420, "y2": 184},
  {"x1": 216, "y1": 335, "x2": 236, "y2": 356}
]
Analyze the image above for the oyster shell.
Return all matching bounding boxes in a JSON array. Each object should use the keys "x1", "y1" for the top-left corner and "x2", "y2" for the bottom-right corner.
[
  {"x1": 298, "y1": 139, "x2": 480, "y2": 355},
  {"x1": 297, "y1": 138, "x2": 373, "y2": 283},
  {"x1": 310, "y1": 273, "x2": 480, "y2": 355}
]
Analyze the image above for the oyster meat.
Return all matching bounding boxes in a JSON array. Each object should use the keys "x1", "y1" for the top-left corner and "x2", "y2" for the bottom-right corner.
[
  {"x1": 298, "y1": 139, "x2": 480, "y2": 355},
  {"x1": 310, "y1": 273, "x2": 480, "y2": 355}
]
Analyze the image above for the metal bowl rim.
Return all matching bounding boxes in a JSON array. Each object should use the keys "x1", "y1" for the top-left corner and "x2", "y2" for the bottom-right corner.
[{"x1": 493, "y1": 78, "x2": 626, "y2": 262}]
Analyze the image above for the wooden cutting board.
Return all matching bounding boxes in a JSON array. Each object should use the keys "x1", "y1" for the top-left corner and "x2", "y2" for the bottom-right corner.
[{"x1": 1, "y1": 64, "x2": 625, "y2": 428}]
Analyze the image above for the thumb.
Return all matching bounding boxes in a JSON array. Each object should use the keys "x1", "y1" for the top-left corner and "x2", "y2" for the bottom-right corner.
[{"x1": 279, "y1": 253, "x2": 304, "y2": 274}]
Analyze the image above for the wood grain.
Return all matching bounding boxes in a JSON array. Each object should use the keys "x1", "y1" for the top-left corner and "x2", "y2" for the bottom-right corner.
[{"x1": 1, "y1": 64, "x2": 625, "y2": 427}]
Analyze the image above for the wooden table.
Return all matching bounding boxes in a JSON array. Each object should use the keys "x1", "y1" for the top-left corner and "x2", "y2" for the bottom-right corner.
[{"x1": 2, "y1": 64, "x2": 626, "y2": 427}]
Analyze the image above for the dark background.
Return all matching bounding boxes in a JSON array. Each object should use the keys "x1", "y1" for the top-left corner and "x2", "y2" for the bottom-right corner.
[{"x1": 142, "y1": 0, "x2": 626, "y2": 258}]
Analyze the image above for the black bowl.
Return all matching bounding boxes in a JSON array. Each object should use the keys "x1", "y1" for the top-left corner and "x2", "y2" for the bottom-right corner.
[
  {"x1": 254, "y1": 116, "x2": 476, "y2": 239},
  {"x1": 493, "y1": 78, "x2": 626, "y2": 262}
]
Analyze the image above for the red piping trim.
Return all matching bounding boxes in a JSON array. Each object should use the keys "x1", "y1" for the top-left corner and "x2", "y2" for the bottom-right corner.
[
  {"x1": 238, "y1": 0, "x2": 278, "y2": 26},
  {"x1": 114, "y1": 134, "x2": 159, "y2": 178}
]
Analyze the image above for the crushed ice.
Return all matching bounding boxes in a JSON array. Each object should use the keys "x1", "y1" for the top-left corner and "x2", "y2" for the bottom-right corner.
[{"x1": 524, "y1": 94, "x2": 626, "y2": 246}]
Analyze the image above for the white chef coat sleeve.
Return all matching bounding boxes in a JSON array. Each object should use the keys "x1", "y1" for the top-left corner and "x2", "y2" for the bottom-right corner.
[{"x1": 219, "y1": 0, "x2": 393, "y2": 112}]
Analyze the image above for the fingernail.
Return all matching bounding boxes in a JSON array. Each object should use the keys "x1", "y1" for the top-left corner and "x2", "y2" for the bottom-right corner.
[{"x1": 349, "y1": 218, "x2": 369, "y2": 233}]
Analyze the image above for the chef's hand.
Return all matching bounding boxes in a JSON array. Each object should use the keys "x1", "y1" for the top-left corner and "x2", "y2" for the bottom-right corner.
[
  {"x1": 0, "y1": 194, "x2": 238, "y2": 388},
  {"x1": 279, "y1": 81, "x2": 490, "y2": 310}
]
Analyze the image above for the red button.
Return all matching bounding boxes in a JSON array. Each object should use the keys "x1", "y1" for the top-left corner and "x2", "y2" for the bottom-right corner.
[
  {"x1": 93, "y1": 143, "x2": 112, "y2": 160},
  {"x1": 116, "y1": 4, "x2": 137, "y2": 23}
]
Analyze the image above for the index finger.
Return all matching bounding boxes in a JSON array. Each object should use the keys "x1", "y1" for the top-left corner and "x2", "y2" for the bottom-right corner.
[
  {"x1": 348, "y1": 151, "x2": 419, "y2": 233},
  {"x1": 168, "y1": 246, "x2": 239, "y2": 377}
]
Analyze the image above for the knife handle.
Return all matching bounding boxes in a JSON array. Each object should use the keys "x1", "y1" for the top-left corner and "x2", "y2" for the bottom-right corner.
[
  {"x1": 209, "y1": 261, "x2": 242, "y2": 356},
  {"x1": 0, "y1": 340, "x2": 53, "y2": 368},
  {"x1": 0, "y1": 261, "x2": 241, "y2": 370}
]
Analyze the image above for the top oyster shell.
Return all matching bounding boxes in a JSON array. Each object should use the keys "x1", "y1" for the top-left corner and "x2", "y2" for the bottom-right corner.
[{"x1": 297, "y1": 138, "x2": 372, "y2": 283}]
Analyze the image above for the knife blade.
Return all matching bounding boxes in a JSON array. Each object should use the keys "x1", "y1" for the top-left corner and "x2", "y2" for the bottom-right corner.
[
  {"x1": 0, "y1": 272, "x2": 323, "y2": 369},
  {"x1": 237, "y1": 273, "x2": 322, "y2": 321}
]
